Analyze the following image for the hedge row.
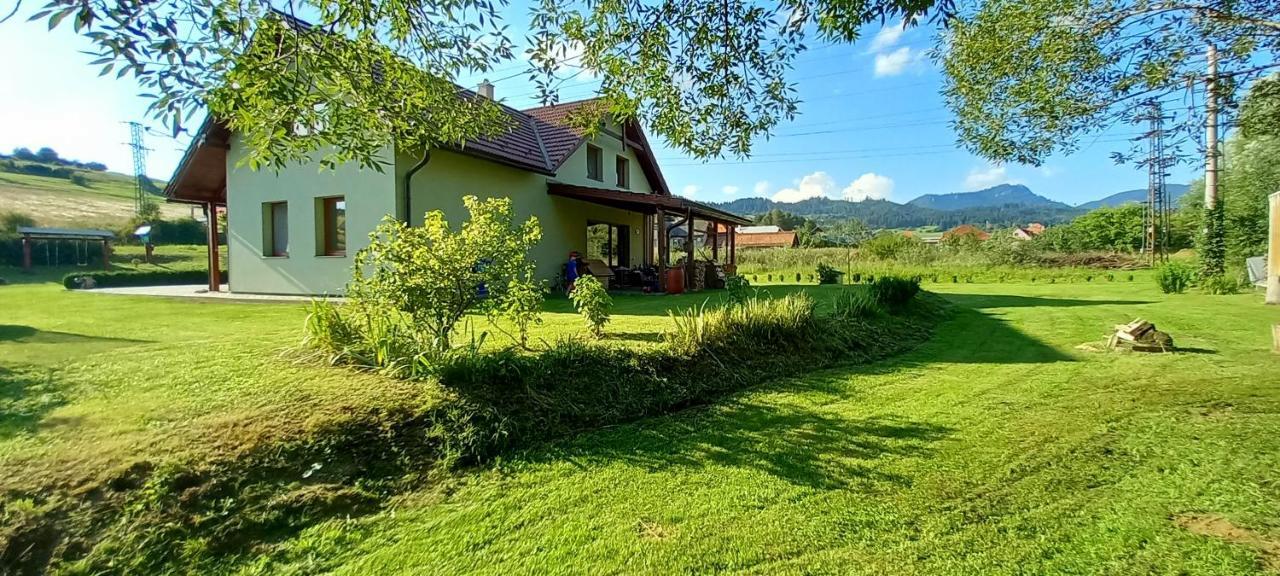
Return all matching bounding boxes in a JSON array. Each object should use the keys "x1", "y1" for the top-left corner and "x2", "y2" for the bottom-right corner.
[{"x1": 62, "y1": 269, "x2": 227, "y2": 289}]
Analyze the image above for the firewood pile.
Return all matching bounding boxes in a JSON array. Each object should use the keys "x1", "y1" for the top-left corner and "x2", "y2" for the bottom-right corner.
[{"x1": 1108, "y1": 319, "x2": 1174, "y2": 352}]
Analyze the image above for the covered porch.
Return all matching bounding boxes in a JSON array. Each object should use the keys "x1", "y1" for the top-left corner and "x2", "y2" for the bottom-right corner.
[
  {"x1": 548, "y1": 183, "x2": 750, "y2": 293},
  {"x1": 164, "y1": 118, "x2": 230, "y2": 292}
]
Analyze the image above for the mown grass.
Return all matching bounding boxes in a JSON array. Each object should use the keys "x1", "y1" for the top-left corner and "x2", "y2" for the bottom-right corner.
[
  {"x1": 245, "y1": 283, "x2": 1280, "y2": 575},
  {"x1": 4, "y1": 271, "x2": 1279, "y2": 573},
  {"x1": 0, "y1": 171, "x2": 186, "y2": 227}
]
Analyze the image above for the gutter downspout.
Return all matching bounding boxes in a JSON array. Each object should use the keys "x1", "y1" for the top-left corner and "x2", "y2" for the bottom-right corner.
[{"x1": 403, "y1": 149, "x2": 432, "y2": 224}]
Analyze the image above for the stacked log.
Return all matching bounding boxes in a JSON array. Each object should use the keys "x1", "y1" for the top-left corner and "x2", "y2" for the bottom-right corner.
[{"x1": 1108, "y1": 319, "x2": 1174, "y2": 352}]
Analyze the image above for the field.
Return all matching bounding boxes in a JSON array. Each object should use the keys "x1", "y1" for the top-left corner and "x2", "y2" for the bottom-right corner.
[
  {"x1": 0, "y1": 169, "x2": 187, "y2": 227},
  {"x1": 3, "y1": 270, "x2": 1280, "y2": 573}
]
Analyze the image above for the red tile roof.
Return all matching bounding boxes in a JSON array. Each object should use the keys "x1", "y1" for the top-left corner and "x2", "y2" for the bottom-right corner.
[
  {"x1": 735, "y1": 230, "x2": 798, "y2": 248},
  {"x1": 942, "y1": 224, "x2": 991, "y2": 241}
]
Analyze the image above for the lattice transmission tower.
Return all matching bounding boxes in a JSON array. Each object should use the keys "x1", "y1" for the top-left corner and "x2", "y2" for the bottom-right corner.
[
  {"x1": 125, "y1": 121, "x2": 150, "y2": 215},
  {"x1": 1140, "y1": 102, "x2": 1174, "y2": 265}
]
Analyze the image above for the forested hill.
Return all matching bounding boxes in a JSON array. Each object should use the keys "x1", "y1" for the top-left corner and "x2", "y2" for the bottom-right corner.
[
  {"x1": 707, "y1": 196, "x2": 1082, "y2": 229},
  {"x1": 906, "y1": 184, "x2": 1071, "y2": 211}
]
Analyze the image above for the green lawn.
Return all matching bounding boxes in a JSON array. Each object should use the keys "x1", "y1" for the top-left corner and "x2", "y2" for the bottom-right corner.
[{"x1": 3, "y1": 276, "x2": 1280, "y2": 573}]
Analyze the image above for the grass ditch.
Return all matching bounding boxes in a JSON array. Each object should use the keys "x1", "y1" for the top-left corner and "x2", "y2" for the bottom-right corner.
[{"x1": 1, "y1": 286, "x2": 948, "y2": 574}]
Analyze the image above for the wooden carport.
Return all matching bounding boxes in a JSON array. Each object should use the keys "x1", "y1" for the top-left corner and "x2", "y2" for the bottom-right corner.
[{"x1": 163, "y1": 118, "x2": 231, "y2": 292}]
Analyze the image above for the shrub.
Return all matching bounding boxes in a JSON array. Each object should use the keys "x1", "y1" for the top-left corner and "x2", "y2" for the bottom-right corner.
[
  {"x1": 348, "y1": 196, "x2": 541, "y2": 353},
  {"x1": 869, "y1": 275, "x2": 921, "y2": 312},
  {"x1": 862, "y1": 232, "x2": 926, "y2": 261},
  {"x1": 816, "y1": 263, "x2": 843, "y2": 284},
  {"x1": 569, "y1": 274, "x2": 611, "y2": 338},
  {"x1": 1155, "y1": 261, "x2": 1194, "y2": 294},
  {"x1": 1, "y1": 211, "x2": 36, "y2": 232},
  {"x1": 665, "y1": 293, "x2": 816, "y2": 356},
  {"x1": 496, "y1": 273, "x2": 546, "y2": 349},
  {"x1": 724, "y1": 274, "x2": 751, "y2": 304},
  {"x1": 1200, "y1": 273, "x2": 1241, "y2": 295},
  {"x1": 62, "y1": 269, "x2": 225, "y2": 289},
  {"x1": 833, "y1": 288, "x2": 882, "y2": 319}
]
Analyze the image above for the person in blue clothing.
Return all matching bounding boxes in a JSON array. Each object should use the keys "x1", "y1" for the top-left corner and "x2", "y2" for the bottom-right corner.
[{"x1": 565, "y1": 251, "x2": 580, "y2": 292}]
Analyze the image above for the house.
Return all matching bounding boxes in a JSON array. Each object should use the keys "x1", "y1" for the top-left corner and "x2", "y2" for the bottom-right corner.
[
  {"x1": 1013, "y1": 222, "x2": 1046, "y2": 241},
  {"x1": 941, "y1": 224, "x2": 991, "y2": 242},
  {"x1": 164, "y1": 93, "x2": 749, "y2": 295},
  {"x1": 734, "y1": 230, "x2": 799, "y2": 249}
]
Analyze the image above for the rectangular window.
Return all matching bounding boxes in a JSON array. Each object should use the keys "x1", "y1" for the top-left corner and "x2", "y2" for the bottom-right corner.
[
  {"x1": 615, "y1": 155, "x2": 630, "y2": 189},
  {"x1": 262, "y1": 201, "x2": 288, "y2": 257},
  {"x1": 318, "y1": 196, "x2": 346, "y2": 256},
  {"x1": 586, "y1": 144, "x2": 603, "y2": 181}
]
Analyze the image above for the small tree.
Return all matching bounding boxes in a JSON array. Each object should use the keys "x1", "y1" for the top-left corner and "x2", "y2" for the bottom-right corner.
[
  {"x1": 350, "y1": 196, "x2": 541, "y2": 352},
  {"x1": 497, "y1": 272, "x2": 547, "y2": 349},
  {"x1": 569, "y1": 275, "x2": 611, "y2": 338}
]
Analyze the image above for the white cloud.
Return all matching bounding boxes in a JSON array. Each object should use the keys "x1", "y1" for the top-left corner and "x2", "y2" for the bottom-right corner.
[
  {"x1": 753, "y1": 180, "x2": 771, "y2": 196},
  {"x1": 842, "y1": 172, "x2": 894, "y2": 201},
  {"x1": 772, "y1": 171, "x2": 838, "y2": 203},
  {"x1": 874, "y1": 46, "x2": 914, "y2": 77},
  {"x1": 963, "y1": 164, "x2": 1019, "y2": 190},
  {"x1": 1039, "y1": 165, "x2": 1059, "y2": 178},
  {"x1": 868, "y1": 21, "x2": 906, "y2": 52},
  {"x1": 679, "y1": 184, "x2": 700, "y2": 198}
]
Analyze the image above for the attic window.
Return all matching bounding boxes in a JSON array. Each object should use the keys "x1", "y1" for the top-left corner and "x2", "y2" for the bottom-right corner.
[
  {"x1": 616, "y1": 156, "x2": 630, "y2": 189},
  {"x1": 586, "y1": 144, "x2": 603, "y2": 181}
]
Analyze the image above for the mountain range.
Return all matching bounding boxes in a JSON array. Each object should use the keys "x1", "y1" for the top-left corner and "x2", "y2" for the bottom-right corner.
[
  {"x1": 707, "y1": 183, "x2": 1189, "y2": 229},
  {"x1": 1074, "y1": 184, "x2": 1192, "y2": 210}
]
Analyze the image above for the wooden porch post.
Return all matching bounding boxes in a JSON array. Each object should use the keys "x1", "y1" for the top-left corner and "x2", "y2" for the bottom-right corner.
[
  {"x1": 730, "y1": 225, "x2": 736, "y2": 266},
  {"x1": 101, "y1": 240, "x2": 111, "y2": 271},
  {"x1": 711, "y1": 222, "x2": 719, "y2": 261},
  {"x1": 685, "y1": 210, "x2": 694, "y2": 263},
  {"x1": 656, "y1": 206, "x2": 667, "y2": 292},
  {"x1": 207, "y1": 202, "x2": 222, "y2": 292},
  {"x1": 21, "y1": 236, "x2": 31, "y2": 271}
]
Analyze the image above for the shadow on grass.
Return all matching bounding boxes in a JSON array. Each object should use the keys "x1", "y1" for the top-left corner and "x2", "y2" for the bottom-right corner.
[
  {"x1": 0, "y1": 324, "x2": 150, "y2": 346},
  {"x1": 943, "y1": 293, "x2": 1153, "y2": 309},
  {"x1": 553, "y1": 400, "x2": 953, "y2": 489},
  {"x1": 0, "y1": 366, "x2": 65, "y2": 439}
]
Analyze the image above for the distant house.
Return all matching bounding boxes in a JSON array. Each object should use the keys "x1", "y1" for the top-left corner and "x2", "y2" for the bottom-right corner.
[
  {"x1": 738, "y1": 225, "x2": 782, "y2": 234},
  {"x1": 1013, "y1": 222, "x2": 1046, "y2": 241},
  {"x1": 735, "y1": 229, "x2": 799, "y2": 249},
  {"x1": 942, "y1": 224, "x2": 991, "y2": 242},
  {"x1": 903, "y1": 229, "x2": 942, "y2": 245}
]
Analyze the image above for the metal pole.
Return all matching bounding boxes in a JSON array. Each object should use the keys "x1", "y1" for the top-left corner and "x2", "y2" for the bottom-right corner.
[{"x1": 1267, "y1": 192, "x2": 1280, "y2": 305}]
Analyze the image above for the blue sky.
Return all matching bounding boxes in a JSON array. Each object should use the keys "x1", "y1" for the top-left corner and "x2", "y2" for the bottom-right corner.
[{"x1": 0, "y1": 12, "x2": 1196, "y2": 206}]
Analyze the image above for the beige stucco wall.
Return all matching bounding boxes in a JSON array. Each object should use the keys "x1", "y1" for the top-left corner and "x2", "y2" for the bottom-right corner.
[
  {"x1": 225, "y1": 135, "x2": 397, "y2": 295},
  {"x1": 395, "y1": 142, "x2": 648, "y2": 283}
]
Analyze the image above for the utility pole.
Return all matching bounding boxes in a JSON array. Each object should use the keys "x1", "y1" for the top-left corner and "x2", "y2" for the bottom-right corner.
[
  {"x1": 125, "y1": 121, "x2": 150, "y2": 216},
  {"x1": 1201, "y1": 43, "x2": 1226, "y2": 278},
  {"x1": 1205, "y1": 44, "x2": 1219, "y2": 212}
]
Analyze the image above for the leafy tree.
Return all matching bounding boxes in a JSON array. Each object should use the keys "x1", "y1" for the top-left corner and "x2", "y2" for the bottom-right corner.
[
  {"x1": 34, "y1": 147, "x2": 59, "y2": 163},
  {"x1": 942, "y1": 0, "x2": 1280, "y2": 167},
  {"x1": 942, "y1": 0, "x2": 1280, "y2": 277},
  {"x1": 11, "y1": 147, "x2": 35, "y2": 161},
  {"x1": 17, "y1": 0, "x2": 951, "y2": 169},
  {"x1": 349, "y1": 196, "x2": 542, "y2": 352},
  {"x1": 753, "y1": 209, "x2": 808, "y2": 230},
  {"x1": 569, "y1": 274, "x2": 611, "y2": 339}
]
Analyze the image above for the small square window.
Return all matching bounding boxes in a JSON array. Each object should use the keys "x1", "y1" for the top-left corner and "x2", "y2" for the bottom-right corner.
[
  {"x1": 586, "y1": 144, "x2": 603, "y2": 181},
  {"x1": 262, "y1": 201, "x2": 288, "y2": 257},
  {"x1": 616, "y1": 156, "x2": 630, "y2": 189},
  {"x1": 318, "y1": 196, "x2": 346, "y2": 256}
]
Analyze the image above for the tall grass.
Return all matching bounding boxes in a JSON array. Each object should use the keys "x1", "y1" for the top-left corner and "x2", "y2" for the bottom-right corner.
[{"x1": 664, "y1": 293, "x2": 817, "y2": 356}]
